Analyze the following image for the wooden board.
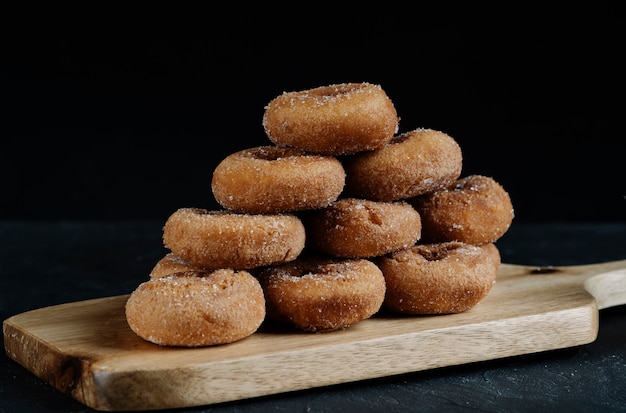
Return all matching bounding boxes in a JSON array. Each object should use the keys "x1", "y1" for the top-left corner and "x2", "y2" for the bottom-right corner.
[{"x1": 4, "y1": 260, "x2": 626, "y2": 411}]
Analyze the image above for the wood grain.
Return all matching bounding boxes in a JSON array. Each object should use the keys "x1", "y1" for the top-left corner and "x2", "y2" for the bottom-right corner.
[{"x1": 4, "y1": 260, "x2": 626, "y2": 411}]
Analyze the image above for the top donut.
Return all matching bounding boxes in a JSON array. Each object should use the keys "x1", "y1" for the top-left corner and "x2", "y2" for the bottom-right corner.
[{"x1": 262, "y1": 83, "x2": 399, "y2": 155}]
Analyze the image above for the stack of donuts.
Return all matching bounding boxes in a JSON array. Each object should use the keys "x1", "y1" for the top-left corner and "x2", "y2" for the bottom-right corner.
[{"x1": 125, "y1": 82, "x2": 514, "y2": 347}]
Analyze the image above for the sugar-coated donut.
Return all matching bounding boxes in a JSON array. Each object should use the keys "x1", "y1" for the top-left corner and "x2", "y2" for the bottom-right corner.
[
  {"x1": 257, "y1": 255, "x2": 386, "y2": 332},
  {"x1": 481, "y1": 242, "x2": 502, "y2": 272},
  {"x1": 211, "y1": 145, "x2": 346, "y2": 214},
  {"x1": 149, "y1": 252, "x2": 201, "y2": 279},
  {"x1": 125, "y1": 270, "x2": 266, "y2": 346},
  {"x1": 262, "y1": 83, "x2": 399, "y2": 155},
  {"x1": 162, "y1": 208, "x2": 306, "y2": 270},
  {"x1": 342, "y1": 128, "x2": 463, "y2": 201},
  {"x1": 303, "y1": 198, "x2": 421, "y2": 258},
  {"x1": 375, "y1": 241, "x2": 497, "y2": 315},
  {"x1": 410, "y1": 175, "x2": 514, "y2": 245}
]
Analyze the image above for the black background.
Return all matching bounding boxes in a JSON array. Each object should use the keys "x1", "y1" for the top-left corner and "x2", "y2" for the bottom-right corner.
[{"x1": 2, "y1": 7, "x2": 624, "y2": 222}]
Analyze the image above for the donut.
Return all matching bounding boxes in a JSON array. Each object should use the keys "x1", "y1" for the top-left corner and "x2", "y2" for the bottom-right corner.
[
  {"x1": 162, "y1": 208, "x2": 306, "y2": 270},
  {"x1": 481, "y1": 242, "x2": 502, "y2": 272},
  {"x1": 149, "y1": 252, "x2": 201, "y2": 279},
  {"x1": 211, "y1": 145, "x2": 346, "y2": 214},
  {"x1": 375, "y1": 241, "x2": 497, "y2": 315},
  {"x1": 262, "y1": 82, "x2": 399, "y2": 155},
  {"x1": 342, "y1": 128, "x2": 463, "y2": 201},
  {"x1": 303, "y1": 198, "x2": 422, "y2": 258},
  {"x1": 410, "y1": 175, "x2": 514, "y2": 245},
  {"x1": 257, "y1": 255, "x2": 386, "y2": 332},
  {"x1": 125, "y1": 269, "x2": 266, "y2": 346}
]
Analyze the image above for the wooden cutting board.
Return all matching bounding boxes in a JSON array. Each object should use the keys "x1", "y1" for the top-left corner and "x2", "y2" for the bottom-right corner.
[{"x1": 4, "y1": 260, "x2": 626, "y2": 411}]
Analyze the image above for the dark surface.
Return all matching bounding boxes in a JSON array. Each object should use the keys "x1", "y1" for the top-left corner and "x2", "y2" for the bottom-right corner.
[
  {"x1": 1, "y1": 221, "x2": 626, "y2": 412},
  {"x1": 2, "y1": 8, "x2": 625, "y2": 222}
]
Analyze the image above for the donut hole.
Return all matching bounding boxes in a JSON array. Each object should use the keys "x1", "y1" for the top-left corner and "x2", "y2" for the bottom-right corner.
[
  {"x1": 363, "y1": 205, "x2": 384, "y2": 226},
  {"x1": 206, "y1": 275, "x2": 235, "y2": 290},
  {"x1": 414, "y1": 242, "x2": 465, "y2": 262},
  {"x1": 311, "y1": 83, "x2": 361, "y2": 99},
  {"x1": 244, "y1": 146, "x2": 305, "y2": 161},
  {"x1": 387, "y1": 133, "x2": 411, "y2": 146}
]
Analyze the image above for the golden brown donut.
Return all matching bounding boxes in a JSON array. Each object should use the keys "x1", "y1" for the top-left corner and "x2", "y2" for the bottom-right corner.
[
  {"x1": 125, "y1": 269, "x2": 266, "y2": 346},
  {"x1": 342, "y1": 128, "x2": 463, "y2": 201},
  {"x1": 303, "y1": 198, "x2": 422, "y2": 258},
  {"x1": 262, "y1": 83, "x2": 399, "y2": 155},
  {"x1": 162, "y1": 208, "x2": 306, "y2": 270},
  {"x1": 481, "y1": 242, "x2": 502, "y2": 272},
  {"x1": 149, "y1": 252, "x2": 201, "y2": 279},
  {"x1": 211, "y1": 145, "x2": 346, "y2": 214},
  {"x1": 257, "y1": 255, "x2": 386, "y2": 332},
  {"x1": 410, "y1": 175, "x2": 514, "y2": 245},
  {"x1": 375, "y1": 241, "x2": 497, "y2": 315}
]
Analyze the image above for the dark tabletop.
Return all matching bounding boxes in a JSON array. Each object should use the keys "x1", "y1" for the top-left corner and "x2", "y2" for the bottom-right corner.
[{"x1": 2, "y1": 221, "x2": 626, "y2": 413}]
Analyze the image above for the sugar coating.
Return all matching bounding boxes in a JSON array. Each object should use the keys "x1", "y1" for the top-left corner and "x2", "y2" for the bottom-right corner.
[
  {"x1": 304, "y1": 198, "x2": 422, "y2": 258},
  {"x1": 258, "y1": 256, "x2": 386, "y2": 332},
  {"x1": 125, "y1": 270, "x2": 266, "y2": 346},
  {"x1": 342, "y1": 128, "x2": 463, "y2": 201},
  {"x1": 162, "y1": 208, "x2": 305, "y2": 270},
  {"x1": 376, "y1": 241, "x2": 498, "y2": 314},
  {"x1": 262, "y1": 83, "x2": 399, "y2": 155},
  {"x1": 211, "y1": 146, "x2": 345, "y2": 214},
  {"x1": 410, "y1": 175, "x2": 514, "y2": 244},
  {"x1": 149, "y1": 252, "x2": 201, "y2": 279}
]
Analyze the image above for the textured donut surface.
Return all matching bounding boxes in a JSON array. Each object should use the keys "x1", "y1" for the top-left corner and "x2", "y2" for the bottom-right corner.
[
  {"x1": 212, "y1": 145, "x2": 345, "y2": 214},
  {"x1": 410, "y1": 175, "x2": 514, "y2": 244},
  {"x1": 376, "y1": 241, "x2": 497, "y2": 314},
  {"x1": 262, "y1": 82, "x2": 398, "y2": 155},
  {"x1": 258, "y1": 255, "x2": 386, "y2": 332},
  {"x1": 149, "y1": 252, "x2": 201, "y2": 279},
  {"x1": 480, "y1": 242, "x2": 502, "y2": 272},
  {"x1": 304, "y1": 198, "x2": 422, "y2": 258},
  {"x1": 342, "y1": 128, "x2": 463, "y2": 201},
  {"x1": 125, "y1": 270, "x2": 266, "y2": 346},
  {"x1": 162, "y1": 208, "x2": 306, "y2": 270}
]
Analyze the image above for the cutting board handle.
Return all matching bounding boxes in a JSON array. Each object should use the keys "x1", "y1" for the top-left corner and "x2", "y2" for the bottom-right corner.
[
  {"x1": 523, "y1": 259, "x2": 626, "y2": 310},
  {"x1": 576, "y1": 259, "x2": 626, "y2": 310}
]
